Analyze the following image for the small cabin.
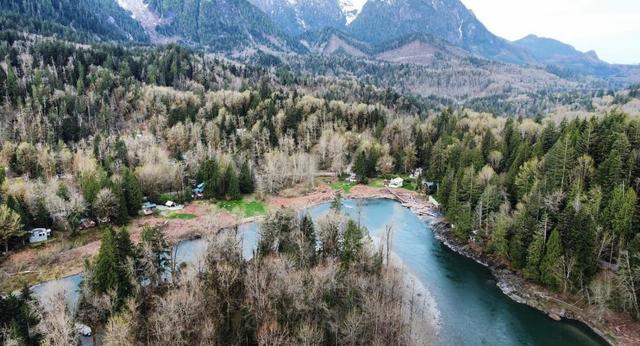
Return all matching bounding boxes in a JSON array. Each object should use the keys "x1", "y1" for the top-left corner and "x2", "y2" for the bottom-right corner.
[
  {"x1": 29, "y1": 228, "x2": 51, "y2": 243},
  {"x1": 193, "y1": 183, "x2": 205, "y2": 198},
  {"x1": 346, "y1": 173, "x2": 357, "y2": 183},
  {"x1": 142, "y1": 202, "x2": 157, "y2": 210},
  {"x1": 389, "y1": 177, "x2": 404, "y2": 189},
  {"x1": 142, "y1": 202, "x2": 157, "y2": 216}
]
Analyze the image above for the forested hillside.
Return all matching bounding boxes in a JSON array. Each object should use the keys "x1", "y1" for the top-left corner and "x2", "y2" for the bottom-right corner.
[
  {"x1": 431, "y1": 111, "x2": 640, "y2": 316},
  {"x1": 1, "y1": 18, "x2": 640, "y2": 345},
  {"x1": 146, "y1": 0, "x2": 301, "y2": 51},
  {"x1": 0, "y1": 0, "x2": 149, "y2": 42}
]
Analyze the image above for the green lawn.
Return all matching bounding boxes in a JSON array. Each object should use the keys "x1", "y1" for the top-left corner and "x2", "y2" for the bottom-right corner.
[
  {"x1": 217, "y1": 199, "x2": 267, "y2": 218},
  {"x1": 403, "y1": 180, "x2": 418, "y2": 191},
  {"x1": 166, "y1": 212, "x2": 197, "y2": 220},
  {"x1": 367, "y1": 176, "x2": 419, "y2": 191},
  {"x1": 157, "y1": 193, "x2": 177, "y2": 204},
  {"x1": 367, "y1": 179, "x2": 386, "y2": 188},
  {"x1": 331, "y1": 181, "x2": 356, "y2": 193}
]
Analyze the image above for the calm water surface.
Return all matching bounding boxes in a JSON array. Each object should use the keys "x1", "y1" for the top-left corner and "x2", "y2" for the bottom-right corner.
[{"x1": 33, "y1": 199, "x2": 608, "y2": 346}]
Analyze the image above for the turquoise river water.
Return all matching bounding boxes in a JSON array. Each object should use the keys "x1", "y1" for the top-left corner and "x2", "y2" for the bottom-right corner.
[{"x1": 32, "y1": 199, "x2": 608, "y2": 345}]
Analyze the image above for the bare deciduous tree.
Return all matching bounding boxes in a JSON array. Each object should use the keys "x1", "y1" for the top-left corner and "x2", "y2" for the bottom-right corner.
[{"x1": 38, "y1": 287, "x2": 77, "y2": 346}]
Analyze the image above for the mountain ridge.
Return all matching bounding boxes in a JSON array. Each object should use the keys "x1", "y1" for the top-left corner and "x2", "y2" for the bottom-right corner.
[
  {"x1": 1, "y1": 0, "x2": 638, "y2": 84},
  {"x1": 347, "y1": 0, "x2": 537, "y2": 65},
  {"x1": 513, "y1": 34, "x2": 618, "y2": 77}
]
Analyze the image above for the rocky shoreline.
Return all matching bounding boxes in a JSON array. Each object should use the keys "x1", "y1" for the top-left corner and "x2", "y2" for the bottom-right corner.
[
  {"x1": 428, "y1": 220, "x2": 615, "y2": 345},
  {"x1": 9, "y1": 183, "x2": 628, "y2": 344}
]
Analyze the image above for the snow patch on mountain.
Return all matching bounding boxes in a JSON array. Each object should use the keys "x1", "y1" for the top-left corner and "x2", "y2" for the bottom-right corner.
[
  {"x1": 115, "y1": 0, "x2": 178, "y2": 44},
  {"x1": 339, "y1": 0, "x2": 367, "y2": 24}
]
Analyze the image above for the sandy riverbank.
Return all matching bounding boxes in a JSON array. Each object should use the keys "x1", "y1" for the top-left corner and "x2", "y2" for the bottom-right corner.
[
  {"x1": 1, "y1": 184, "x2": 417, "y2": 293},
  {"x1": 6, "y1": 182, "x2": 624, "y2": 344}
]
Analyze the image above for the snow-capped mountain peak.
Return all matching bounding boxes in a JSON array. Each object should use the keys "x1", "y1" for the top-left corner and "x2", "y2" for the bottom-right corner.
[{"x1": 339, "y1": 0, "x2": 367, "y2": 24}]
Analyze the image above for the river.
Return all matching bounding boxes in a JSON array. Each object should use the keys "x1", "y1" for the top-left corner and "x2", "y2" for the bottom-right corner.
[{"x1": 32, "y1": 198, "x2": 608, "y2": 345}]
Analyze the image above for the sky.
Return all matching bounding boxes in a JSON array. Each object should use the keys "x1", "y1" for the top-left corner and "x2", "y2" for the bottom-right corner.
[{"x1": 460, "y1": 0, "x2": 640, "y2": 64}]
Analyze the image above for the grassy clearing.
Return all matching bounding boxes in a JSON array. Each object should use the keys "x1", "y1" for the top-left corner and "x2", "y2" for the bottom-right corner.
[
  {"x1": 217, "y1": 199, "x2": 267, "y2": 218},
  {"x1": 331, "y1": 181, "x2": 356, "y2": 193},
  {"x1": 68, "y1": 228, "x2": 104, "y2": 248},
  {"x1": 403, "y1": 180, "x2": 418, "y2": 191},
  {"x1": 165, "y1": 212, "x2": 197, "y2": 220},
  {"x1": 367, "y1": 176, "x2": 419, "y2": 191},
  {"x1": 367, "y1": 179, "x2": 386, "y2": 188},
  {"x1": 1, "y1": 252, "x2": 86, "y2": 294}
]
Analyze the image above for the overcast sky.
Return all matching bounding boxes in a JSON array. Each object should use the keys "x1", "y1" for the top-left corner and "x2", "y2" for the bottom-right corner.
[{"x1": 460, "y1": 0, "x2": 640, "y2": 65}]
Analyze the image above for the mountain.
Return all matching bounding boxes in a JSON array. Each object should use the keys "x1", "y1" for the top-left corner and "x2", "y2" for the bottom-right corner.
[
  {"x1": 347, "y1": 0, "x2": 535, "y2": 65},
  {"x1": 0, "y1": 0, "x2": 149, "y2": 42},
  {"x1": 145, "y1": 0, "x2": 302, "y2": 52},
  {"x1": 248, "y1": 0, "x2": 347, "y2": 37},
  {"x1": 301, "y1": 28, "x2": 370, "y2": 56},
  {"x1": 303, "y1": 29, "x2": 474, "y2": 65},
  {"x1": 2, "y1": 0, "x2": 637, "y2": 84},
  {"x1": 247, "y1": 0, "x2": 368, "y2": 37},
  {"x1": 339, "y1": 0, "x2": 367, "y2": 24},
  {"x1": 373, "y1": 33, "x2": 473, "y2": 65},
  {"x1": 513, "y1": 34, "x2": 616, "y2": 77}
]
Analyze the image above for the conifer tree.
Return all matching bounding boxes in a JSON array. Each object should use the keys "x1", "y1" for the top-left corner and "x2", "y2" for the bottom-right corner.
[
  {"x1": 490, "y1": 212, "x2": 510, "y2": 260},
  {"x1": 238, "y1": 160, "x2": 255, "y2": 194},
  {"x1": 123, "y1": 169, "x2": 143, "y2": 217},
  {"x1": 227, "y1": 165, "x2": 241, "y2": 201},
  {"x1": 570, "y1": 206, "x2": 598, "y2": 286},
  {"x1": 342, "y1": 220, "x2": 364, "y2": 268},
  {"x1": 544, "y1": 136, "x2": 576, "y2": 191},
  {"x1": 300, "y1": 214, "x2": 316, "y2": 247},
  {"x1": 606, "y1": 184, "x2": 637, "y2": 261},
  {"x1": 299, "y1": 214, "x2": 317, "y2": 266},
  {"x1": 5, "y1": 63, "x2": 18, "y2": 104},
  {"x1": 446, "y1": 176, "x2": 459, "y2": 215},
  {"x1": 91, "y1": 228, "x2": 135, "y2": 307},
  {"x1": 113, "y1": 186, "x2": 129, "y2": 226},
  {"x1": 0, "y1": 205, "x2": 22, "y2": 253},
  {"x1": 540, "y1": 229, "x2": 563, "y2": 289},
  {"x1": 330, "y1": 191, "x2": 342, "y2": 211},
  {"x1": 598, "y1": 149, "x2": 623, "y2": 194},
  {"x1": 114, "y1": 138, "x2": 129, "y2": 167},
  {"x1": 481, "y1": 130, "x2": 495, "y2": 160},
  {"x1": 525, "y1": 228, "x2": 545, "y2": 281},
  {"x1": 354, "y1": 151, "x2": 368, "y2": 184},
  {"x1": 199, "y1": 159, "x2": 219, "y2": 199},
  {"x1": 0, "y1": 286, "x2": 41, "y2": 345},
  {"x1": 137, "y1": 226, "x2": 171, "y2": 287}
]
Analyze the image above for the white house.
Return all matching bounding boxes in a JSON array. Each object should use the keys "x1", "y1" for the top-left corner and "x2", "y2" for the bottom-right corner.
[
  {"x1": 29, "y1": 228, "x2": 51, "y2": 243},
  {"x1": 389, "y1": 177, "x2": 404, "y2": 188}
]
